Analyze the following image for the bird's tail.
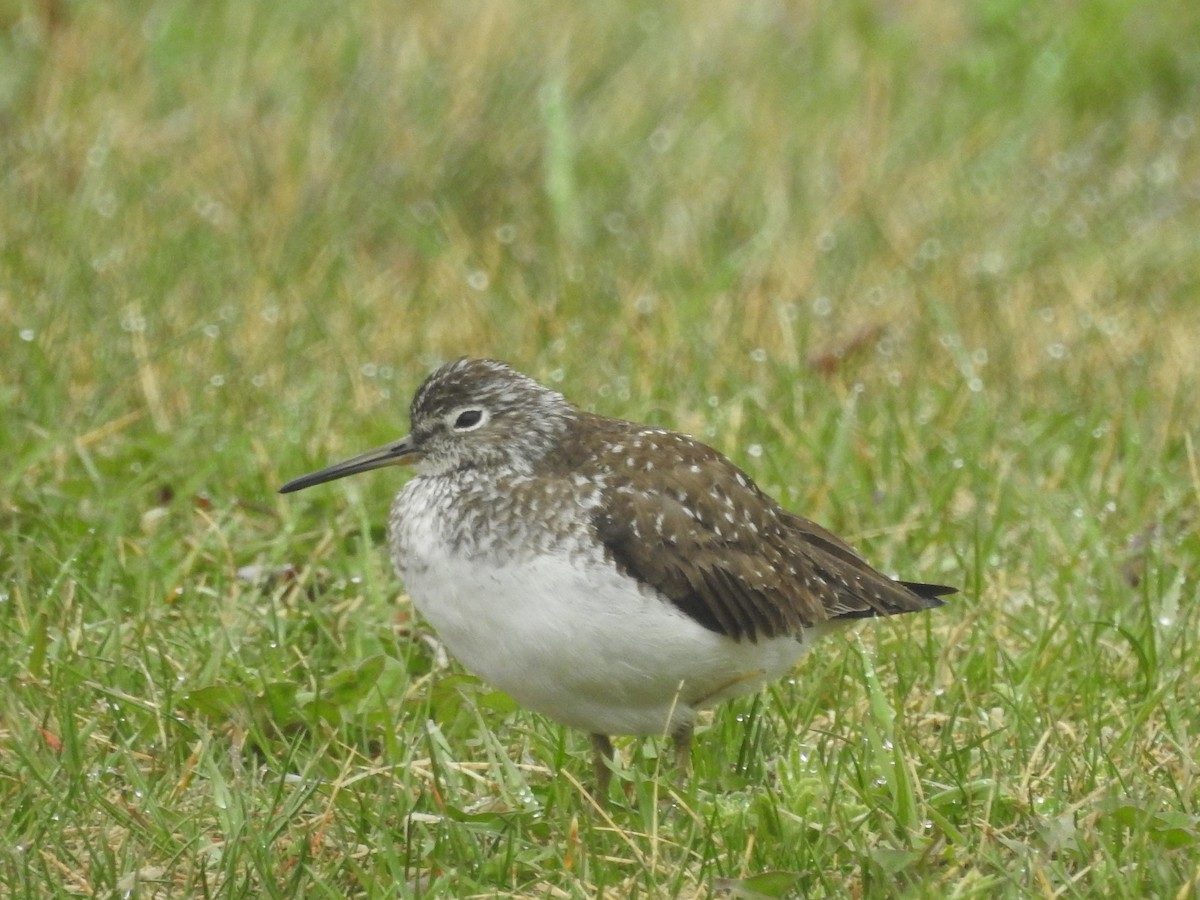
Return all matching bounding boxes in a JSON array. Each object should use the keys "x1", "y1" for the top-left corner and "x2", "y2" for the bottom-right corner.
[{"x1": 899, "y1": 581, "x2": 957, "y2": 608}]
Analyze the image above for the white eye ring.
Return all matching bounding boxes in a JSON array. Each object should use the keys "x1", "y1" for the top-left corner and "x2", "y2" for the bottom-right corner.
[{"x1": 450, "y1": 407, "x2": 488, "y2": 431}]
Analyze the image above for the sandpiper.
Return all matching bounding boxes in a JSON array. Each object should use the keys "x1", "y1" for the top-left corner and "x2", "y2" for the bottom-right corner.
[{"x1": 280, "y1": 358, "x2": 953, "y2": 798}]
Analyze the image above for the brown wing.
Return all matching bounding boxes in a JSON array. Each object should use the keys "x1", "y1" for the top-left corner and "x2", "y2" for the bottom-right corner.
[{"x1": 586, "y1": 426, "x2": 953, "y2": 643}]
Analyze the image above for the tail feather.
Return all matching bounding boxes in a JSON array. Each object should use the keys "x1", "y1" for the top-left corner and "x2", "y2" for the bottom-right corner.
[
  {"x1": 829, "y1": 580, "x2": 956, "y2": 621},
  {"x1": 900, "y1": 581, "x2": 957, "y2": 607}
]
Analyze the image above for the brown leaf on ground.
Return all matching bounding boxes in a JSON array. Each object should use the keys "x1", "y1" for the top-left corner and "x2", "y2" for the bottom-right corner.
[{"x1": 807, "y1": 322, "x2": 888, "y2": 376}]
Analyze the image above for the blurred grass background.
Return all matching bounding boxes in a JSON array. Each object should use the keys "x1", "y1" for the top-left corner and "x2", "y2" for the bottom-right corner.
[{"x1": 2, "y1": 0, "x2": 1198, "y2": 896}]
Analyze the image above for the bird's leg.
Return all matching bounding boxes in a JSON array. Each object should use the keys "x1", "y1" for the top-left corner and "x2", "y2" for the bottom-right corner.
[
  {"x1": 590, "y1": 733, "x2": 614, "y2": 802},
  {"x1": 671, "y1": 722, "x2": 694, "y2": 781}
]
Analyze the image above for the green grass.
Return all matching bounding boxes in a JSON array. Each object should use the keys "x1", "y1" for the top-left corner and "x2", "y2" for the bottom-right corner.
[{"x1": 3, "y1": 0, "x2": 1199, "y2": 896}]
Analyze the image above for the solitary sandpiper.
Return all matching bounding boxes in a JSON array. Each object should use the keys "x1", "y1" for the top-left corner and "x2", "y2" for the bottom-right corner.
[{"x1": 280, "y1": 358, "x2": 953, "y2": 798}]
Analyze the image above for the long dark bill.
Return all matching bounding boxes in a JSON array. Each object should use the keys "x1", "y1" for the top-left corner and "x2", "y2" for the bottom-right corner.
[{"x1": 278, "y1": 436, "x2": 421, "y2": 494}]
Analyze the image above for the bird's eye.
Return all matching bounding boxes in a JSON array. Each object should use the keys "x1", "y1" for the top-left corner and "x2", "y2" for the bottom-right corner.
[{"x1": 453, "y1": 408, "x2": 485, "y2": 430}]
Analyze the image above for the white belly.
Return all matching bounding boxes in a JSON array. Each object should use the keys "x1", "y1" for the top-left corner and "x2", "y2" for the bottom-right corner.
[{"x1": 400, "y1": 545, "x2": 818, "y2": 737}]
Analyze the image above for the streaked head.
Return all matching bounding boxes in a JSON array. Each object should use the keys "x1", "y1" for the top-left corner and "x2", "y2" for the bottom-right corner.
[{"x1": 279, "y1": 358, "x2": 575, "y2": 493}]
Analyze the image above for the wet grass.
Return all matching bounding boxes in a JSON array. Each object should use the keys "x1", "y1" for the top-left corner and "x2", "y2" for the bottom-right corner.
[{"x1": 2, "y1": 0, "x2": 1199, "y2": 896}]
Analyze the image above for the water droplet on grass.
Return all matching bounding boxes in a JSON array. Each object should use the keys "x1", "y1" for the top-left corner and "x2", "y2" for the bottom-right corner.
[
  {"x1": 649, "y1": 126, "x2": 674, "y2": 154},
  {"x1": 979, "y1": 251, "x2": 1004, "y2": 274},
  {"x1": 603, "y1": 212, "x2": 626, "y2": 234},
  {"x1": 1148, "y1": 156, "x2": 1178, "y2": 185},
  {"x1": 120, "y1": 313, "x2": 146, "y2": 333},
  {"x1": 634, "y1": 294, "x2": 657, "y2": 315}
]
